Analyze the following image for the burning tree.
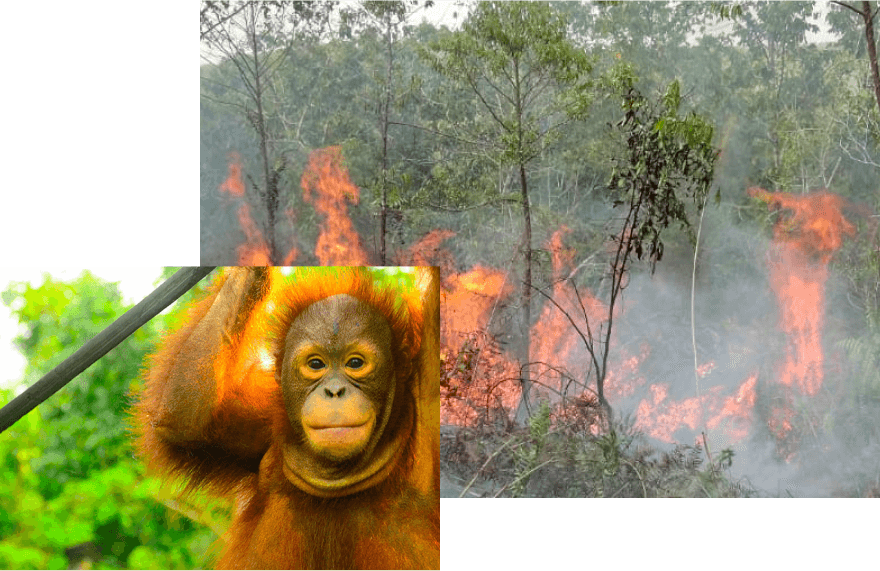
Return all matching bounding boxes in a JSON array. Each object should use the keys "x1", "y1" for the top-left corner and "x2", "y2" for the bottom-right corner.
[
  {"x1": 421, "y1": 2, "x2": 594, "y2": 422},
  {"x1": 536, "y1": 80, "x2": 718, "y2": 424}
]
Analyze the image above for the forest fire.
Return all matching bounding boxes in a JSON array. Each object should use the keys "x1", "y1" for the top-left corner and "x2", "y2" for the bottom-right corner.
[
  {"x1": 530, "y1": 226, "x2": 603, "y2": 389},
  {"x1": 749, "y1": 188, "x2": 855, "y2": 397},
  {"x1": 218, "y1": 147, "x2": 365, "y2": 265},
  {"x1": 301, "y1": 146, "x2": 368, "y2": 265},
  {"x1": 218, "y1": 149, "x2": 860, "y2": 458},
  {"x1": 749, "y1": 188, "x2": 856, "y2": 447},
  {"x1": 219, "y1": 152, "x2": 273, "y2": 265}
]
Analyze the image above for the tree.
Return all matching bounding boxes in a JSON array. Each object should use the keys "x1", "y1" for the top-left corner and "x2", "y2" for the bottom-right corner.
[
  {"x1": 540, "y1": 80, "x2": 718, "y2": 421},
  {"x1": 422, "y1": 1, "x2": 593, "y2": 421},
  {"x1": 343, "y1": 1, "x2": 432, "y2": 264},
  {"x1": 201, "y1": 1, "x2": 333, "y2": 264},
  {"x1": 0, "y1": 272, "x2": 219, "y2": 569},
  {"x1": 201, "y1": 1, "x2": 248, "y2": 40},
  {"x1": 832, "y1": 2, "x2": 880, "y2": 116},
  {"x1": 199, "y1": 0, "x2": 338, "y2": 40}
]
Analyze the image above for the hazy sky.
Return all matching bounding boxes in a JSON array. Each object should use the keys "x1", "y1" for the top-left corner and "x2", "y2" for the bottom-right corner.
[
  {"x1": 199, "y1": 0, "x2": 841, "y2": 65},
  {"x1": 200, "y1": 0, "x2": 467, "y2": 64}
]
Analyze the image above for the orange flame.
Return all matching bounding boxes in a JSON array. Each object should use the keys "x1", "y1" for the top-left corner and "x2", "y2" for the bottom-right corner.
[
  {"x1": 219, "y1": 152, "x2": 273, "y2": 265},
  {"x1": 530, "y1": 226, "x2": 607, "y2": 401},
  {"x1": 403, "y1": 229, "x2": 457, "y2": 268},
  {"x1": 444, "y1": 265, "x2": 511, "y2": 350},
  {"x1": 749, "y1": 188, "x2": 855, "y2": 396},
  {"x1": 634, "y1": 372, "x2": 756, "y2": 444},
  {"x1": 301, "y1": 146, "x2": 368, "y2": 265},
  {"x1": 219, "y1": 152, "x2": 246, "y2": 197},
  {"x1": 441, "y1": 266, "x2": 521, "y2": 425},
  {"x1": 402, "y1": 230, "x2": 522, "y2": 425}
]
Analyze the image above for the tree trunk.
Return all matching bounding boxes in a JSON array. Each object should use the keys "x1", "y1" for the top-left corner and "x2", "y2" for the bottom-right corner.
[
  {"x1": 862, "y1": 1, "x2": 880, "y2": 116},
  {"x1": 379, "y1": 14, "x2": 393, "y2": 265},
  {"x1": 250, "y1": 8, "x2": 279, "y2": 265},
  {"x1": 516, "y1": 162, "x2": 533, "y2": 423},
  {"x1": 836, "y1": 2, "x2": 880, "y2": 115}
]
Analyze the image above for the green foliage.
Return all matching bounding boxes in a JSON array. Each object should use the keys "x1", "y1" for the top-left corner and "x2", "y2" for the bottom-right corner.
[
  {"x1": 420, "y1": 1, "x2": 593, "y2": 168},
  {"x1": 608, "y1": 79, "x2": 719, "y2": 269},
  {"x1": 834, "y1": 222, "x2": 880, "y2": 405},
  {"x1": 528, "y1": 400, "x2": 552, "y2": 441},
  {"x1": 509, "y1": 400, "x2": 551, "y2": 497},
  {"x1": 839, "y1": 330, "x2": 880, "y2": 403},
  {"x1": 0, "y1": 272, "x2": 219, "y2": 569},
  {"x1": 717, "y1": 447, "x2": 735, "y2": 470},
  {"x1": 2, "y1": 273, "x2": 153, "y2": 493},
  {"x1": 596, "y1": 428, "x2": 624, "y2": 477},
  {"x1": 709, "y1": 2, "x2": 745, "y2": 21}
]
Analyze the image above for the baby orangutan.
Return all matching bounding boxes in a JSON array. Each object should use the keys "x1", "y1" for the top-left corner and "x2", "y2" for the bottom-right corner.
[{"x1": 134, "y1": 267, "x2": 439, "y2": 569}]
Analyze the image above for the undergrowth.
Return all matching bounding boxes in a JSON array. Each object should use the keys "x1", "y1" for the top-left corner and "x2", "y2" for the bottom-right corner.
[{"x1": 441, "y1": 396, "x2": 756, "y2": 498}]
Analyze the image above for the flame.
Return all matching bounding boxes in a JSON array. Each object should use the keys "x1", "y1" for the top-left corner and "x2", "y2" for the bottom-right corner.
[
  {"x1": 216, "y1": 145, "x2": 382, "y2": 265},
  {"x1": 749, "y1": 188, "x2": 855, "y2": 396},
  {"x1": 400, "y1": 229, "x2": 521, "y2": 425},
  {"x1": 441, "y1": 267, "x2": 520, "y2": 425},
  {"x1": 530, "y1": 226, "x2": 608, "y2": 402},
  {"x1": 746, "y1": 187, "x2": 856, "y2": 459},
  {"x1": 634, "y1": 372, "x2": 756, "y2": 444},
  {"x1": 605, "y1": 344, "x2": 651, "y2": 400},
  {"x1": 444, "y1": 265, "x2": 511, "y2": 350},
  {"x1": 213, "y1": 150, "x2": 865, "y2": 462},
  {"x1": 749, "y1": 188, "x2": 855, "y2": 260},
  {"x1": 403, "y1": 229, "x2": 457, "y2": 268},
  {"x1": 219, "y1": 152, "x2": 273, "y2": 265},
  {"x1": 219, "y1": 152, "x2": 246, "y2": 197},
  {"x1": 301, "y1": 146, "x2": 368, "y2": 265}
]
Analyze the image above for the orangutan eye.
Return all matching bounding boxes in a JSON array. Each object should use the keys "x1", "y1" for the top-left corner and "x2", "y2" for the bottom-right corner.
[
  {"x1": 307, "y1": 358, "x2": 326, "y2": 370},
  {"x1": 346, "y1": 357, "x2": 365, "y2": 369}
]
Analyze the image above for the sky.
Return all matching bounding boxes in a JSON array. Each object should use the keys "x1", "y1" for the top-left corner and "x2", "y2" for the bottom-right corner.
[
  {"x1": 0, "y1": 268, "x2": 166, "y2": 391},
  {"x1": 200, "y1": 0, "x2": 467, "y2": 64},
  {"x1": 199, "y1": 0, "x2": 841, "y2": 66}
]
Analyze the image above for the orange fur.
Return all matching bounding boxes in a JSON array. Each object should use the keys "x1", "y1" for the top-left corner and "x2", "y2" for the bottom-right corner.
[{"x1": 132, "y1": 267, "x2": 439, "y2": 569}]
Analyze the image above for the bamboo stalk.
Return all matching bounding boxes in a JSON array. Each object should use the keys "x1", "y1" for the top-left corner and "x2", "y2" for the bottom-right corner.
[{"x1": 0, "y1": 267, "x2": 216, "y2": 433}]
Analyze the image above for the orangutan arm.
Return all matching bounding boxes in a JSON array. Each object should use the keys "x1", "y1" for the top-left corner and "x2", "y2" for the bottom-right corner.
[{"x1": 135, "y1": 268, "x2": 276, "y2": 486}]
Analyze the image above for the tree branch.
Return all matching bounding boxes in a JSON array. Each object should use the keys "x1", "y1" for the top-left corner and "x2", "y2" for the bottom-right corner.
[{"x1": 831, "y1": 1, "x2": 865, "y2": 16}]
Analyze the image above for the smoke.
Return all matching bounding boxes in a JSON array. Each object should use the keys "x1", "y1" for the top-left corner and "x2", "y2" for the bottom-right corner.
[{"x1": 600, "y1": 199, "x2": 877, "y2": 497}]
